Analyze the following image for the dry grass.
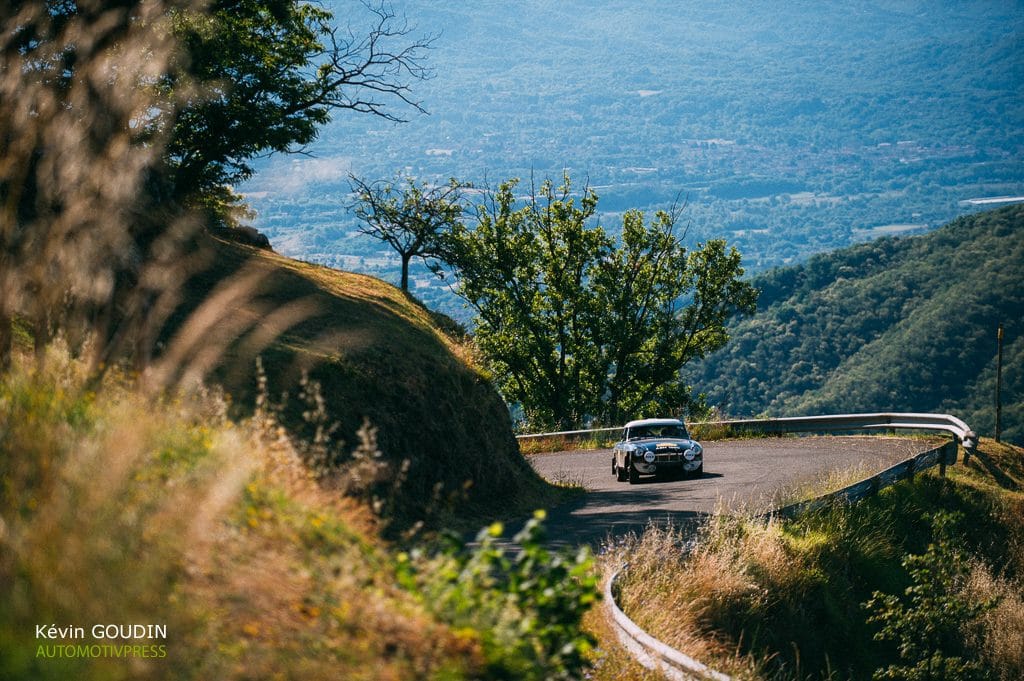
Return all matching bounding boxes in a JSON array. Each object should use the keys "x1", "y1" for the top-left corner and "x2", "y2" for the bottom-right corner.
[
  {"x1": 768, "y1": 459, "x2": 879, "y2": 510},
  {"x1": 0, "y1": 349, "x2": 484, "y2": 680},
  {"x1": 170, "y1": 235, "x2": 563, "y2": 535},
  {"x1": 582, "y1": 590, "x2": 672, "y2": 681},
  {"x1": 600, "y1": 438, "x2": 1024, "y2": 680},
  {"x1": 964, "y1": 563, "x2": 1024, "y2": 681},
  {"x1": 517, "y1": 432, "x2": 620, "y2": 455},
  {"x1": 601, "y1": 520, "x2": 779, "y2": 680},
  {"x1": 688, "y1": 421, "x2": 737, "y2": 442}
]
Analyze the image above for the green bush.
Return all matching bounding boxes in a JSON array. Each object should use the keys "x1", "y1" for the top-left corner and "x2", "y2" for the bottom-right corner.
[
  {"x1": 398, "y1": 510, "x2": 600, "y2": 680},
  {"x1": 865, "y1": 512, "x2": 998, "y2": 681}
]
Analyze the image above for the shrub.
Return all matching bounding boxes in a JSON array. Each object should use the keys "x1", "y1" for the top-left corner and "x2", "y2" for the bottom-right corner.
[
  {"x1": 865, "y1": 511, "x2": 997, "y2": 681},
  {"x1": 398, "y1": 510, "x2": 600, "y2": 680}
]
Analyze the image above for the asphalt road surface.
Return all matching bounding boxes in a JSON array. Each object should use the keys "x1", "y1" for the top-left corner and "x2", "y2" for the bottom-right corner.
[{"x1": 527, "y1": 436, "x2": 943, "y2": 548}]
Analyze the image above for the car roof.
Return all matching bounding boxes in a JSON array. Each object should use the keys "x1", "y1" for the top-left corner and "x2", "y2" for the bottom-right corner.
[{"x1": 623, "y1": 418, "x2": 684, "y2": 429}]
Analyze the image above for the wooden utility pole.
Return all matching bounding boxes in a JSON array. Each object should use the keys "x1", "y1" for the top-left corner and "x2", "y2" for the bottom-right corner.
[{"x1": 996, "y1": 323, "x2": 1004, "y2": 443}]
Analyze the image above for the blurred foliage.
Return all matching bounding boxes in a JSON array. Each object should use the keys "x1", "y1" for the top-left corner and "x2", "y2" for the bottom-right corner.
[{"x1": 398, "y1": 511, "x2": 600, "y2": 681}]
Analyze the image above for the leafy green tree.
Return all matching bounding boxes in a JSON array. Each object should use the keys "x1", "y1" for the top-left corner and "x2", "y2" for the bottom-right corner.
[
  {"x1": 448, "y1": 175, "x2": 757, "y2": 430},
  {"x1": 0, "y1": 0, "x2": 434, "y2": 370},
  {"x1": 349, "y1": 175, "x2": 467, "y2": 291},
  {"x1": 162, "y1": 0, "x2": 434, "y2": 215},
  {"x1": 594, "y1": 210, "x2": 758, "y2": 424}
]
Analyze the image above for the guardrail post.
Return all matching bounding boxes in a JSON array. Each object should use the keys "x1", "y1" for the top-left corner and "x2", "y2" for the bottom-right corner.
[
  {"x1": 940, "y1": 437, "x2": 958, "y2": 477},
  {"x1": 962, "y1": 430, "x2": 976, "y2": 466}
]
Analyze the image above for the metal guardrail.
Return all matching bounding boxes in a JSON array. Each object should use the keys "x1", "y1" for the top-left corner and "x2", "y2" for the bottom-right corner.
[
  {"x1": 516, "y1": 425, "x2": 621, "y2": 440},
  {"x1": 606, "y1": 567, "x2": 730, "y2": 681},
  {"x1": 770, "y1": 439, "x2": 957, "y2": 519},
  {"x1": 535, "y1": 413, "x2": 977, "y2": 681},
  {"x1": 517, "y1": 412, "x2": 978, "y2": 455},
  {"x1": 706, "y1": 413, "x2": 977, "y2": 453},
  {"x1": 603, "y1": 436, "x2": 961, "y2": 681}
]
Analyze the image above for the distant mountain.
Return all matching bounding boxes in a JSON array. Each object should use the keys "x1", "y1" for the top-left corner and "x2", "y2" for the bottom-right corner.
[{"x1": 685, "y1": 205, "x2": 1024, "y2": 444}]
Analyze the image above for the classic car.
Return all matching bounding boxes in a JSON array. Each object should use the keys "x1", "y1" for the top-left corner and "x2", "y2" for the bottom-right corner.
[{"x1": 611, "y1": 418, "x2": 703, "y2": 483}]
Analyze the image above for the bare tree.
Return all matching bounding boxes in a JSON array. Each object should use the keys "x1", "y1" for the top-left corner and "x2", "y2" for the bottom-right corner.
[
  {"x1": 313, "y1": 2, "x2": 436, "y2": 122},
  {"x1": 349, "y1": 175, "x2": 468, "y2": 292}
]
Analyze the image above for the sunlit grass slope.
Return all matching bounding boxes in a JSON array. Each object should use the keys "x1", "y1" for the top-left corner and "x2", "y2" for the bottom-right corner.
[
  {"x1": 0, "y1": 349, "x2": 489, "y2": 680},
  {"x1": 609, "y1": 439, "x2": 1024, "y2": 680},
  {"x1": 175, "y1": 236, "x2": 557, "y2": 530}
]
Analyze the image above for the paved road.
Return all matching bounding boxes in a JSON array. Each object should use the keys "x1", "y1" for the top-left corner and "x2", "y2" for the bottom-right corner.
[{"x1": 527, "y1": 436, "x2": 942, "y2": 548}]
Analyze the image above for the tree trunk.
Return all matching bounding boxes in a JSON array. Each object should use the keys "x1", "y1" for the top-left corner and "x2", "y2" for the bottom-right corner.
[{"x1": 400, "y1": 253, "x2": 411, "y2": 291}]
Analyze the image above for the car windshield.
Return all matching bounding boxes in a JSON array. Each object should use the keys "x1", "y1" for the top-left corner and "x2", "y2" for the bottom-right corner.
[{"x1": 626, "y1": 424, "x2": 689, "y2": 440}]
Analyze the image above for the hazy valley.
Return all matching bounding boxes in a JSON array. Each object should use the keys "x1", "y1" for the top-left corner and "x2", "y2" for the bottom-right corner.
[{"x1": 240, "y1": 0, "x2": 1024, "y2": 320}]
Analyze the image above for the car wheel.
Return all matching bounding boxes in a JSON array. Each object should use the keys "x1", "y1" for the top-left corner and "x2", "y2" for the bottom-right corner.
[
  {"x1": 615, "y1": 458, "x2": 628, "y2": 482},
  {"x1": 628, "y1": 462, "x2": 639, "y2": 484}
]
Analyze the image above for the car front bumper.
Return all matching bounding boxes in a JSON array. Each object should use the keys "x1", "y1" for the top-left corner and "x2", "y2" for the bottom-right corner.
[{"x1": 633, "y1": 459, "x2": 702, "y2": 475}]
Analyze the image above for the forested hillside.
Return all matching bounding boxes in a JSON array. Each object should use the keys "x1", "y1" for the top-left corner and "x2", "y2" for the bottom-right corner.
[{"x1": 686, "y1": 205, "x2": 1024, "y2": 443}]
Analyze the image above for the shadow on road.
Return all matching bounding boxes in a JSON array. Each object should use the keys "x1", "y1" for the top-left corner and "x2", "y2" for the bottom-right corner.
[
  {"x1": 623, "y1": 471, "x2": 724, "y2": 484},
  {"x1": 523, "y1": 487, "x2": 713, "y2": 549}
]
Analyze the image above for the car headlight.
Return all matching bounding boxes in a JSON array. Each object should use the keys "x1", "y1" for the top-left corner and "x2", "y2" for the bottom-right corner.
[{"x1": 643, "y1": 451, "x2": 656, "y2": 463}]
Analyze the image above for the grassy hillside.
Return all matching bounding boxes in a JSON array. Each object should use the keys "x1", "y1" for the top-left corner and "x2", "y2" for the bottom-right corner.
[
  {"x1": 611, "y1": 438, "x2": 1024, "y2": 679},
  {"x1": 686, "y1": 205, "x2": 1024, "y2": 443},
  {"x1": 0, "y1": 239, "x2": 602, "y2": 680},
  {"x1": 0, "y1": 350, "x2": 602, "y2": 680},
  {"x1": 160, "y1": 235, "x2": 559, "y2": 530}
]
